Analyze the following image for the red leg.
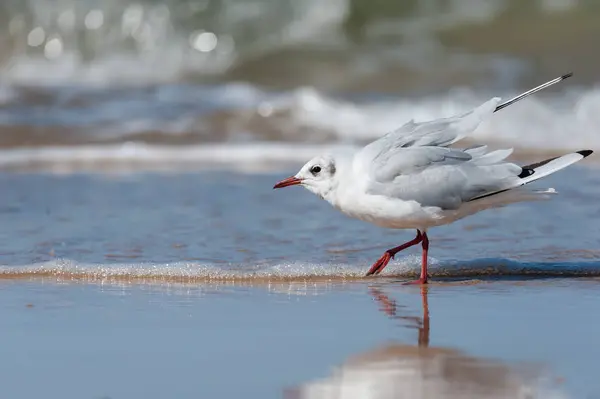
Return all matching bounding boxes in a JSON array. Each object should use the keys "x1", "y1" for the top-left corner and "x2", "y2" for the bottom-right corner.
[
  {"x1": 365, "y1": 230, "x2": 422, "y2": 276},
  {"x1": 404, "y1": 232, "x2": 429, "y2": 285}
]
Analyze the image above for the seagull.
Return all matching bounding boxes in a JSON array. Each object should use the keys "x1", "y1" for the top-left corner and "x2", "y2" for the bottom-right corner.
[{"x1": 273, "y1": 73, "x2": 593, "y2": 284}]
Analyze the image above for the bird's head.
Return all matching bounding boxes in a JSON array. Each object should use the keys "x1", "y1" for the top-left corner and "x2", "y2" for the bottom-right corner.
[{"x1": 273, "y1": 153, "x2": 342, "y2": 199}]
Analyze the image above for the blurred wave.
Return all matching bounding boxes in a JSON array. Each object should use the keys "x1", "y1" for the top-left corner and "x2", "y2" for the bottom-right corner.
[
  {"x1": 1, "y1": 0, "x2": 597, "y2": 88},
  {"x1": 0, "y1": 82, "x2": 598, "y2": 172},
  {"x1": 0, "y1": 0, "x2": 598, "y2": 171},
  {"x1": 0, "y1": 0, "x2": 346, "y2": 86}
]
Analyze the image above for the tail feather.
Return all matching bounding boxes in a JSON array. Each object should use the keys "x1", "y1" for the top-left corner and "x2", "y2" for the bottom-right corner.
[
  {"x1": 468, "y1": 150, "x2": 593, "y2": 202},
  {"x1": 519, "y1": 150, "x2": 593, "y2": 184}
]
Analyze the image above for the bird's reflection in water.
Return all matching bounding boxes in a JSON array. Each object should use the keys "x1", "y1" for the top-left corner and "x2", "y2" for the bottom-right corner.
[
  {"x1": 286, "y1": 285, "x2": 566, "y2": 399},
  {"x1": 370, "y1": 285, "x2": 430, "y2": 348}
]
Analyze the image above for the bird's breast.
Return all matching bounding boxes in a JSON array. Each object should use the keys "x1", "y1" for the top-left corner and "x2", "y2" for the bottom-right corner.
[{"x1": 331, "y1": 190, "x2": 441, "y2": 229}]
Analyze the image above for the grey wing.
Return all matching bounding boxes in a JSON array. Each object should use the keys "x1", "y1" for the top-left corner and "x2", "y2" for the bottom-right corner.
[
  {"x1": 352, "y1": 98, "x2": 524, "y2": 209},
  {"x1": 354, "y1": 97, "x2": 501, "y2": 177},
  {"x1": 370, "y1": 147, "x2": 523, "y2": 209}
]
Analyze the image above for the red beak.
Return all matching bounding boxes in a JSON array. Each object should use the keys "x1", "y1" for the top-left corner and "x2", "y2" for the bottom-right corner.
[{"x1": 273, "y1": 176, "x2": 303, "y2": 189}]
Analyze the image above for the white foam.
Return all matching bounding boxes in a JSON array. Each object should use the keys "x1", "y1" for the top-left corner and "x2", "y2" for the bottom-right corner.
[
  {"x1": 0, "y1": 142, "x2": 357, "y2": 173},
  {"x1": 2, "y1": 257, "x2": 597, "y2": 282},
  {"x1": 101, "y1": 84, "x2": 600, "y2": 158},
  {"x1": 0, "y1": 258, "x2": 417, "y2": 280},
  {"x1": 269, "y1": 85, "x2": 600, "y2": 152},
  {"x1": 0, "y1": 82, "x2": 598, "y2": 173}
]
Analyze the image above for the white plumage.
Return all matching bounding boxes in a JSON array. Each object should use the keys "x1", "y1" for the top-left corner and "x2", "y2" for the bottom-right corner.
[{"x1": 274, "y1": 73, "x2": 592, "y2": 283}]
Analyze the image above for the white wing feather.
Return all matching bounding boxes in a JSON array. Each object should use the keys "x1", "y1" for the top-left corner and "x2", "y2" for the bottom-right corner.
[{"x1": 353, "y1": 97, "x2": 524, "y2": 209}]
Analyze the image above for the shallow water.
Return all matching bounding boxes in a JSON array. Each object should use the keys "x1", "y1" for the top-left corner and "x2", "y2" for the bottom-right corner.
[
  {"x1": 1, "y1": 165, "x2": 600, "y2": 398},
  {"x1": 2, "y1": 278, "x2": 599, "y2": 399},
  {"x1": 1, "y1": 164, "x2": 599, "y2": 277}
]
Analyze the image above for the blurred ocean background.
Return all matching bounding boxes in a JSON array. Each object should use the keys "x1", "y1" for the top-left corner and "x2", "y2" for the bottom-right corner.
[{"x1": 0, "y1": 0, "x2": 599, "y2": 172}]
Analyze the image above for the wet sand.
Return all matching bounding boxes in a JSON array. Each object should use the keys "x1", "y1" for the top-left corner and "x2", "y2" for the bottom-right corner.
[{"x1": 2, "y1": 277, "x2": 598, "y2": 398}]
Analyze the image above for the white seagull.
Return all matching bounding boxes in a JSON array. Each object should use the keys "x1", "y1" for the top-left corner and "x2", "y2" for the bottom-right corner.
[{"x1": 273, "y1": 73, "x2": 593, "y2": 284}]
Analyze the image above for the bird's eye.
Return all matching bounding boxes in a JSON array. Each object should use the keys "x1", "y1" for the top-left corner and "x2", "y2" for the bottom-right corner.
[{"x1": 310, "y1": 165, "x2": 322, "y2": 175}]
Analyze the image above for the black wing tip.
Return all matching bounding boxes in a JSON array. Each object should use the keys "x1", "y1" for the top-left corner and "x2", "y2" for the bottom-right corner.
[
  {"x1": 561, "y1": 72, "x2": 573, "y2": 80},
  {"x1": 518, "y1": 168, "x2": 535, "y2": 178},
  {"x1": 577, "y1": 149, "x2": 593, "y2": 158}
]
